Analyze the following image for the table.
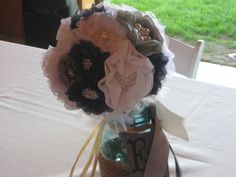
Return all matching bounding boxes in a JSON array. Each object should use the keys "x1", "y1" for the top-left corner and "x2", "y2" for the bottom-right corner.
[{"x1": 1, "y1": 40, "x2": 236, "y2": 177}]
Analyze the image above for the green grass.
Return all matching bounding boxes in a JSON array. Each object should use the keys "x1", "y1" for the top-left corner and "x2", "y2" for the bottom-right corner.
[{"x1": 111, "y1": 0, "x2": 236, "y2": 48}]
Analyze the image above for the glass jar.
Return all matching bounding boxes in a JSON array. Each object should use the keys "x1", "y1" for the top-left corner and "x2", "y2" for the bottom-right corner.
[{"x1": 99, "y1": 103, "x2": 155, "y2": 177}]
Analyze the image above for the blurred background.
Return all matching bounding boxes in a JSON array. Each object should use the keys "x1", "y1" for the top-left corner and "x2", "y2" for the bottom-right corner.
[
  {"x1": 0, "y1": 0, "x2": 77, "y2": 48},
  {"x1": 0, "y1": 0, "x2": 235, "y2": 67}
]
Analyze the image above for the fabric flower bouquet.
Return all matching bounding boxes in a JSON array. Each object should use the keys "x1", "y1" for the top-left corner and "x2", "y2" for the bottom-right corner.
[{"x1": 42, "y1": 2, "x2": 183, "y2": 177}]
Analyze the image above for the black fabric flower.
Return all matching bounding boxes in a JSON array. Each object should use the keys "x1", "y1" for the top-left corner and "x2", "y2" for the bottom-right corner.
[
  {"x1": 71, "y1": 5, "x2": 106, "y2": 29},
  {"x1": 69, "y1": 40, "x2": 110, "y2": 83},
  {"x1": 58, "y1": 54, "x2": 81, "y2": 86},
  {"x1": 58, "y1": 40, "x2": 111, "y2": 114},
  {"x1": 148, "y1": 52, "x2": 168, "y2": 95},
  {"x1": 67, "y1": 83, "x2": 111, "y2": 114}
]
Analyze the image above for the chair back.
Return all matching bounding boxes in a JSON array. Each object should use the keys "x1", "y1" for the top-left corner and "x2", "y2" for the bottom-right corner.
[{"x1": 168, "y1": 37, "x2": 205, "y2": 78}]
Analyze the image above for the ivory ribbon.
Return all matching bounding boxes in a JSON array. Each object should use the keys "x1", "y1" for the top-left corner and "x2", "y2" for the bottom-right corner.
[
  {"x1": 155, "y1": 98, "x2": 189, "y2": 140},
  {"x1": 69, "y1": 117, "x2": 107, "y2": 177}
]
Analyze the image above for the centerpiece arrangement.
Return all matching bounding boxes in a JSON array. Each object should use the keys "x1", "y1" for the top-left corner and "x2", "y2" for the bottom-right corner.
[{"x1": 43, "y1": 2, "x2": 185, "y2": 177}]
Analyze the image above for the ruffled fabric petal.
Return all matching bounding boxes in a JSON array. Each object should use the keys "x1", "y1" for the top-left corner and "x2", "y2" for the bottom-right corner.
[
  {"x1": 43, "y1": 47, "x2": 78, "y2": 110},
  {"x1": 116, "y1": 10, "x2": 164, "y2": 56},
  {"x1": 74, "y1": 13, "x2": 127, "y2": 54},
  {"x1": 148, "y1": 52, "x2": 169, "y2": 95},
  {"x1": 98, "y1": 40, "x2": 154, "y2": 112},
  {"x1": 42, "y1": 18, "x2": 78, "y2": 110},
  {"x1": 56, "y1": 18, "x2": 78, "y2": 52}
]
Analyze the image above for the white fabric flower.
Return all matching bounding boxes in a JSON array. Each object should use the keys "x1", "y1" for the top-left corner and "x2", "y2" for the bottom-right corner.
[{"x1": 98, "y1": 40, "x2": 154, "y2": 112}]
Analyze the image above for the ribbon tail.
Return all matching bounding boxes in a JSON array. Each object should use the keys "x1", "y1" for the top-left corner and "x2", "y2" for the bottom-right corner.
[
  {"x1": 155, "y1": 99, "x2": 189, "y2": 141},
  {"x1": 80, "y1": 151, "x2": 96, "y2": 177},
  {"x1": 90, "y1": 122, "x2": 105, "y2": 177},
  {"x1": 69, "y1": 127, "x2": 97, "y2": 177},
  {"x1": 81, "y1": 119, "x2": 106, "y2": 177},
  {"x1": 90, "y1": 155, "x2": 98, "y2": 177},
  {"x1": 69, "y1": 117, "x2": 107, "y2": 177}
]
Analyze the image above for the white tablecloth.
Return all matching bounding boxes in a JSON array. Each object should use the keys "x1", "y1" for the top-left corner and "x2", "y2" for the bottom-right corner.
[{"x1": 1, "y1": 40, "x2": 236, "y2": 177}]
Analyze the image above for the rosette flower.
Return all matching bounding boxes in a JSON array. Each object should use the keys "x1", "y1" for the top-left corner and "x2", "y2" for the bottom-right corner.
[
  {"x1": 98, "y1": 40, "x2": 154, "y2": 112},
  {"x1": 58, "y1": 40, "x2": 111, "y2": 114},
  {"x1": 116, "y1": 10, "x2": 164, "y2": 57}
]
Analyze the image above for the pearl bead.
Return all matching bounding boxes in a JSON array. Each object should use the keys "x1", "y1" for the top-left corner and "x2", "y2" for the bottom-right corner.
[
  {"x1": 133, "y1": 23, "x2": 152, "y2": 41},
  {"x1": 134, "y1": 23, "x2": 142, "y2": 30}
]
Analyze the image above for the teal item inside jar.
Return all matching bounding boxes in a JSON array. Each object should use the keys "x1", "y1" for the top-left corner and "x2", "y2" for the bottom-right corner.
[
  {"x1": 128, "y1": 105, "x2": 152, "y2": 128},
  {"x1": 101, "y1": 105, "x2": 152, "y2": 163}
]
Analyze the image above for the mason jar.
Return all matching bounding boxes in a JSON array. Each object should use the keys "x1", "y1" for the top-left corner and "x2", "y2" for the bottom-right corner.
[{"x1": 99, "y1": 103, "x2": 156, "y2": 177}]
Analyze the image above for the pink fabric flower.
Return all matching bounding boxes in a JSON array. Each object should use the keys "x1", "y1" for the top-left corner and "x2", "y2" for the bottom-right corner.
[
  {"x1": 56, "y1": 18, "x2": 78, "y2": 52},
  {"x1": 98, "y1": 40, "x2": 154, "y2": 112},
  {"x1": 42, "y1": 18, "x2": 78, "y2": 110}
]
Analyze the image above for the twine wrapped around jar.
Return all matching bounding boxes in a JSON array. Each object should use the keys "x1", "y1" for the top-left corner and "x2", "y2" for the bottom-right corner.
[{"x1": 99, "y1": 151, "x2": 130, "y2": 177}]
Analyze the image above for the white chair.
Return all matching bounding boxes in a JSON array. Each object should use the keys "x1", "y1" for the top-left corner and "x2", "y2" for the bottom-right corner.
[{"x1": 168, "y1": 37, "x2": 205, "y2": 78}]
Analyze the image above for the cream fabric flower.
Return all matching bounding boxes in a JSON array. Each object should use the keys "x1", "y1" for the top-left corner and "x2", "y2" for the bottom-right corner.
[
  {"x1": 98, "y1": 40, "x2": 154, "y2": 112},
  {"x1": 74, "y1": 13, "x2": 127, "y2": 54}
]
